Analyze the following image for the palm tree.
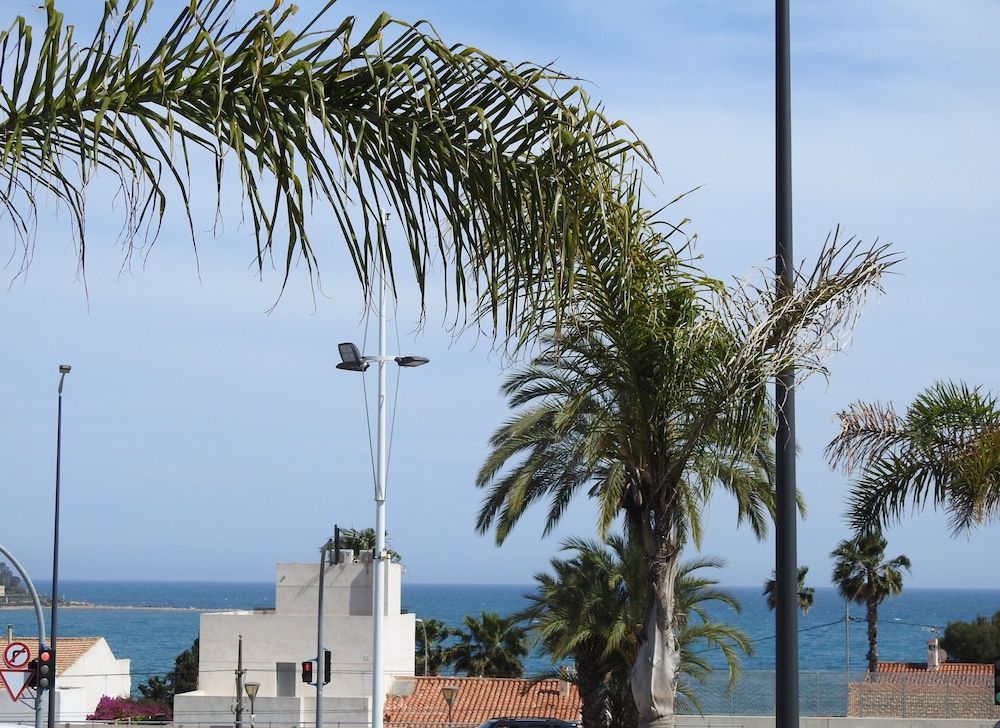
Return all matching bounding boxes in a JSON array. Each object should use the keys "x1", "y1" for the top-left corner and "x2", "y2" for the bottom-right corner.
[
  {"x1": 0, "y1": 0, "x2": 642, "y2": 337},
  {"x1": 414, "y1": 618, "x2": 455, "y2": 677},
  {"x1": 448, "y1": 611, "x2": 528, "y2": 678},
  {"x1": 826, "y1": 381, "x2": 1000, "y2": 535},
  {"x1": 521, "y1": 536, "x2": 751, "y2": 728},
  {"x1": 762, "y1": 566, "x2": 815, "y2": 615},
  {"x1": 830, "y1": 533, "x2": 911, "y2": 673},
  {"x1": 475, "y1": 210, "x2": 896, "y2": 727}
]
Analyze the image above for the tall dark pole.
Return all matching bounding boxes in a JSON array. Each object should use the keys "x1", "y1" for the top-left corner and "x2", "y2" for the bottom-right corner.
[
  {"x1": 49, "y1": 364, "x2": 71, "y2": 728},
  {"x1": 775, "y1": 2, "x2": 799, "y2": 727}
]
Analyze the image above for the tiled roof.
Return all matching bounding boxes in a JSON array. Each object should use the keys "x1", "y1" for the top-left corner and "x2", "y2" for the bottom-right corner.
[
  {"x1": 3, "y1": 636, "x2": 102, "y2": 675},
  {"x1": 384, "y1": 676, "x2": 580, "y2": 725},
  {"x1": 878, "y1": 662, "x2": 991, "y2": 675}
]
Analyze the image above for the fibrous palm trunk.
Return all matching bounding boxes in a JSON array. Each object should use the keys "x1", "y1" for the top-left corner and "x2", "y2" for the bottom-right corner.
[
  {"x1": 576, "y1": 650, "x2": 610, "y2": 728},
  {"x1": 629, "y1": 553, "x2": 679, "y2": 728},
  {"x1": 866, "y1": 598, "x2": 879, "y2": 673}
]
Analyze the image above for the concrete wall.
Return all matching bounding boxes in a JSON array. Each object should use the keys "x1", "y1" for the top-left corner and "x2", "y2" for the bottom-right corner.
[{"x1": 674, "y1": 718, "x2": 1000, "y2": 728}]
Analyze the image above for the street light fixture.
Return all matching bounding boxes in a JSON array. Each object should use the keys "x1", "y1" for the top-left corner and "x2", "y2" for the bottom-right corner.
[
  {"x1": 243, "y1": 681, "x2": 260, "y2": 728},
  {"x1": 49, "y1": 363, "x2": 71, "y2": 728},
  {"x1": 336, "y1": 223, "x2": 429, "y2": 728},
  {"x1": 440, "y1": 684, "x2": 458, "y2": 726}
]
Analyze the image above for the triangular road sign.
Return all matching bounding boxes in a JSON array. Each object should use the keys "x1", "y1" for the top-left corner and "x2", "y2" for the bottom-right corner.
[{"x1": 0, "y1": 670, "x2": 29, "y2": 701}]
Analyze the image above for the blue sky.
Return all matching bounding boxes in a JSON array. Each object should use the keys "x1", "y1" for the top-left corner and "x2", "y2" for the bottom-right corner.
[{"x1": 3, "y1": 1, "x2": 999, "y2": 589}]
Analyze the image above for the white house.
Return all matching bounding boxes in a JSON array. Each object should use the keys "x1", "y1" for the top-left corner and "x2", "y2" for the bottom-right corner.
[
  {"x1": 174, "y1": 552, "x2": 415, "y2": 727},
  {"x1": 0, "y1": 636, "x2": 131, "y2": 723}
]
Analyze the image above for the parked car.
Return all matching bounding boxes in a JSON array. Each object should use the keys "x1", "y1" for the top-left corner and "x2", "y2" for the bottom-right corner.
[{"x1": 476, "y1": 719, "x2": 578, "y2": 728}]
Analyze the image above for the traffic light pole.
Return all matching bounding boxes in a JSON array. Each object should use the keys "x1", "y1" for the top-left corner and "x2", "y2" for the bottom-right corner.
[{"x1": 315, "y1": 539, "x2": 333, "y2": 728}]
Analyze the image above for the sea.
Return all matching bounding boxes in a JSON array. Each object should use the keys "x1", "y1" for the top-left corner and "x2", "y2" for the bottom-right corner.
[{"x1": 2, "y1": 580, "x2": 998, "y2": 715}]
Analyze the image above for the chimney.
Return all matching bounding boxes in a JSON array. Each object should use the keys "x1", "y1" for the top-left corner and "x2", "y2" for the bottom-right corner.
[{"x1": 926, "y1": 637, "x2": 940, "y2": 671}]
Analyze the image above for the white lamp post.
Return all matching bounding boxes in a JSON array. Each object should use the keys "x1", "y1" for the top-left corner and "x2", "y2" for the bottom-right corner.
[{"x1": 337, "y1": 224, "x2": 428, "y2": 728}]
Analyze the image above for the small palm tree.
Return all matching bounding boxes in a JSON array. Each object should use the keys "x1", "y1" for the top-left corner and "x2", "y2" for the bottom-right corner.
[
  {"x1": 521, "y1": 536, "x2": 751, "y2": 728},
  {"x1": 762, "y1": 566, "x2": 815, "y2": 615},
  {"x1": 414, "y1": 618, "x2": 455, "y2": 677},
  {"x1": 449, "y1": 611, "x2": 528, "y2": 678},
  {"x1": 826, "y1": 381, "x2": 1000, "y2": 534},
  {"x1": 831, "y1": 533, "x2": 911, "y2": 673}
]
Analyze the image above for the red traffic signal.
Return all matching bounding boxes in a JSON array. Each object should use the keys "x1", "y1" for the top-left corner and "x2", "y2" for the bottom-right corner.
[
  {"x1": 301, "y1": 660, "x2": 314, "y2": 684},
  {"x1": 37, "y1": 647, "x2": 54, "y2": 691}
]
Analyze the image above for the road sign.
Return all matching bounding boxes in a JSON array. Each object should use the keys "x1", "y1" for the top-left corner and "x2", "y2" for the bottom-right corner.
[
  {"x1": 0, "y1": 670, "x2": 29, "y2": 701},
  {"x1": 2, "y1": 643, "x2": 29, "y2": 669}
]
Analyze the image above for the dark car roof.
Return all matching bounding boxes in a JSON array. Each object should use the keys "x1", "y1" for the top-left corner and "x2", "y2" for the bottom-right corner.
[{"x1": 477, "y1": 719, "x2": 578, "y2": 728}]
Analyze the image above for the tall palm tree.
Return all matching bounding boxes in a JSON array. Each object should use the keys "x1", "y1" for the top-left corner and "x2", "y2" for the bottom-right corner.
[
  {"x1": 0, "y1": 0, "x2": 642, "y2": 337},
  {"x1": 830, "y1": 533, "x2": 911, "y2": 673},
  {"x1": 762, "y1": 566, "x2": 815, "y2": 615},
  {"x1": 826, "y1": 381, "x2": 1000, "y2": 535},
  {"x1": 521, "y1": 536, "x2": 751, "y2": 728},
  {"x1": 475, "y1": 211, "x2": 896, "y2": 727},
  {"x1": 448, "y1": 611, "x2": 528, "y2": 678}
]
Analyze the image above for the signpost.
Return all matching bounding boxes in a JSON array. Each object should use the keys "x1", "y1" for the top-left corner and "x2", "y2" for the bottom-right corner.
[{"x1": 0, "y1": 640, "x2": 32, "y2": 701}]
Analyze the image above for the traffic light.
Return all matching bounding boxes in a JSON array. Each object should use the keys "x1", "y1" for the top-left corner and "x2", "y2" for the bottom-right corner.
[
  {"x1": 36, "y1": 647, "x2": 54, "y2": 691},
  {"x1": 26, "y1": 659, "x2": 38, "y2": 689},
  {"x1": 994, "y1": 656, "x2": 1000, "y2": 706},
  {"x1": 301, "y1": 660, "x2": 314, "y2": 684},
  {"x1": 323, "y1": 650, "x2": 332, "y2": 685}
]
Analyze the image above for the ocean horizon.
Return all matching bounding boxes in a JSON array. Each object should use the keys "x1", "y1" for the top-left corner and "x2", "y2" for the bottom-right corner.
[{"x1": 3, "y1": 579, "x2": 998, "y2": 699}]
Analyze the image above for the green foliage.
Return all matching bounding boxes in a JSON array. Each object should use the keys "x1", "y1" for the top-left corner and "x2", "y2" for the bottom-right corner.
[
  {"x1": 827, "y1": 381, "x2": 1000, "y2": 534},
  {"x1": 414, "y1": 618, "x2": 457, "y2": 676},
  {"x1": 0, "y1": 0, "x2": 643, "y2": 336},
  {"x1": 762, "y1": 566, "x2": 815, "y2": 615},
  {"x1": 448, "y1": 611, "x2": 528, "y2": 678},
  {"x1": 339, "y1": 527, "x2": 400, "y2": 562},
  {"x1": 521, "y1": 536, "x2": 751, "y2": 725},
  {"x1": 940, "y1": 611, "x2": 1000, "y2": 663},
  {"x1": 138, "y1": 638, "x2": 199, "y2": 704}
]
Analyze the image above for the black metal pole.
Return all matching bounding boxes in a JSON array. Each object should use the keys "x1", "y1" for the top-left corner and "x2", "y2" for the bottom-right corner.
[
  {"x1": 775, "y1": 1, "x2": 799, "y2": 726},
  {"x1": 49, "y1": 365, "x2": 70, "y2": 728}
]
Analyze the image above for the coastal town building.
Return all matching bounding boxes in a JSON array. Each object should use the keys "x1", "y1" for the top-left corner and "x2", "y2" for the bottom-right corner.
[
  {"x1": 174, "y1": 551, "x2": 414, "y2": 727},
  {"x1": 0, "y1": 636, "x2": 130, "y2": 723}
]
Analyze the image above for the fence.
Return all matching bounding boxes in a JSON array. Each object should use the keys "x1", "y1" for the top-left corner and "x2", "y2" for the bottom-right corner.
[{"x1": 679, "y1": 670, "x2": 1000, "y2": 720}]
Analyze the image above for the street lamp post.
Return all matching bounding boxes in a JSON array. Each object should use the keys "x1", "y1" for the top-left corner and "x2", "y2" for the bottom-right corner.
[
  {"x1": 336, "y1": 221, "x2": 428, "y2": 728},
  {"x1": 414, "y1": 618, "x2": 429, "y2": 676},
  {"x1": 440, "y1": 684, "x2": 458, "y2": 726},
  {"x1": 243, "y1": 681, "x2": 260, "y2": 728},
  {"x1": 48, "y1": 363, "x2": 71, "y2": 728}
]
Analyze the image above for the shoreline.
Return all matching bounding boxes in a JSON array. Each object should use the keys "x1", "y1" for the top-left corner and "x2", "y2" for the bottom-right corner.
[{"x1": 0, "y1": 602, "x2": 268, "y2": 612}]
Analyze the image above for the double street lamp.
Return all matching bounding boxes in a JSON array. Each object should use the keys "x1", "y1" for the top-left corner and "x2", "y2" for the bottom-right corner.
[{"x1": 336, "y1": 234, "x2": 428, "y2": 728}]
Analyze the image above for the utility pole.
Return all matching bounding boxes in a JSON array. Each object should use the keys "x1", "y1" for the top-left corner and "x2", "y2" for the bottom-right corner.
[
  {"x1": 315, "y1": 538, "x2": 334, "y2": 728},
  {"x1": 234, "y1": 636, "x2": 244, "y2": 728},
  {"x1": 775, "y1": 1, "x2": 800, "y2": 726}
]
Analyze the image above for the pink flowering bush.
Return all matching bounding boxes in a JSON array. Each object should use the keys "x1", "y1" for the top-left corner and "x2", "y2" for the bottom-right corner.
[{"x1": 87, "y1": 695, "x2": 172, "y2": 722}]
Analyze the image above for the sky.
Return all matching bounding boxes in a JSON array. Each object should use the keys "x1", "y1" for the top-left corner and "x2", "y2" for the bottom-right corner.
[{"x1": 2, "y1": 0, "x2": 999, "y2": 589}]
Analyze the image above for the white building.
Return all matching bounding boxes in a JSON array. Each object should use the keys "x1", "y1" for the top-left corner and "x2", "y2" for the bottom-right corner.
[
  {"x1": 174, "y1": 553, "x2": 415, "y2": 727},
  {"x1": 0, "y1": 636, "x2": 131, "y2": 723}
]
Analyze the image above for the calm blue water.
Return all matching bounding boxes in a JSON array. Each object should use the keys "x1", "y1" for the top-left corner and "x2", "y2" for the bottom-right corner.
[{"x1": 3, "y1": 580, "x2": 998, "y2": 701}]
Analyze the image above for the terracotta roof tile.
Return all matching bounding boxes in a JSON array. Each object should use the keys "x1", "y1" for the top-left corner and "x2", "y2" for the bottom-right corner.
[
  {"x1": 878, "y1": 661, "x2": 991, "y2": 675},
  {"x1": 3, "y1": 636, "x2": 102, "y2": 675},
  {"x1": 385, "y1": 676, "x2": 580, "y2": 725}
]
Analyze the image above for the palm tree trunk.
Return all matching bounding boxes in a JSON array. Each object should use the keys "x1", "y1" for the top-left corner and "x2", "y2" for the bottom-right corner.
[
  {"x1": 865, "y1": 598, "x2": 878, "y2": 673},
  {"x1": 576, "y1": 655, "x2": 609, "y2": 728},
  {"x1": 629, "y1": 550, "x2": 679, "y2": 728}
]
